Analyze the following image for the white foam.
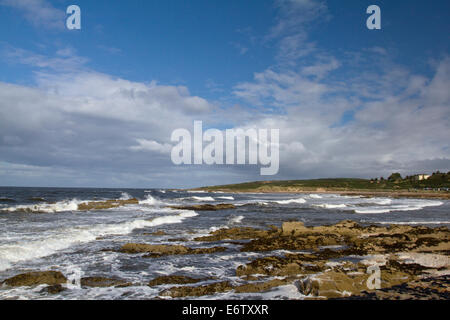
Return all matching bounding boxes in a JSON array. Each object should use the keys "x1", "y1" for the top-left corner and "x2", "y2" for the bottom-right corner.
[
  {"x1": 228, "y1": 215, "x2": 244, "y2": 224},
  {"x1": 354, "y1": 200, "x2": 443, "y2": 214},
  {"x1": 0, "y1": 210, "x2": 198, "y2": 272},
  {"x1": 314, "y1": 203, "x2": 347, "y2": 209},
  {"x1": 187, "y1": 190, "x2": 207, "y2": 193},
  {"x1": 119, "y1": 192, "x2": 132, "y2": 200},
  {"x1": 372, "y1": 198, "x2": 392, "y2": 205},
  {"x1": 309, "y1": 194, "x2": 323, "y2": 199},
  {"x1": 191, "y1": 196, "x2": 215, "y2": 202},
  {"x1": 274, "y1": 198, "x2": 306, "y2": 205},
  {"x1": 217, "y1": 196, "x2": 234, "y2": 200},
  {"x1": 354, "y1": 208, "x2": 390, "y2": 214},
  {"x1": 1, "y1": 198, "x2": 83, "y2": 213},
  {"x1": 139, "y1": 195, "x2": 162, "y2": 206}
]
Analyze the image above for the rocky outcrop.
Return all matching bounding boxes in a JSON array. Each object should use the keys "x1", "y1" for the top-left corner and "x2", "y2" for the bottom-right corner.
[
  {"x1": 169, "y1": 203, "x2": 236, "y2": 211},
  {"x1": 160, "y1": 281, "x2": 233, "y2": 298},
  {"x1": 1, "y1": 271, "x2": 67, "y2": 287},
  {"x1": 190, "y1": 219, "x2": 450, "y2": 299},
  {"x1": 119, "y1": 243, "x2": 226, "y2": 257},
  {"x1": 194, "y1": 227, "x2": 275, "y2": 242},
  {"x1": 234, "y1": 278, "x2": 292, "y2": 293},
  {"x1": 148, "y1": 275, "x2": 207, "y2": 286},
  {"x1": 40, "y1": 284, "x2": 66, "y2": 294},
  {"x1": 80, "y1": 277, "x2": 132, "y2": 288},
  {"x1": 78, "y1": 198, "x2": 139, "y2": 211},
  {"x1": 345, "y1": 275, "x2": 450, "y2": 300}
]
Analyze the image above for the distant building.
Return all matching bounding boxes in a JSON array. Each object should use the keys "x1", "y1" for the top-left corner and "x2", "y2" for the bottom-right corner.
[{"x1": 414, "y1": 174, "x2": 430, "y2": 181}]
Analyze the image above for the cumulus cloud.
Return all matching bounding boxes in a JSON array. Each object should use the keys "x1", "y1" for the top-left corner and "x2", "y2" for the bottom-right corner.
[{"x1": 0, "y1": 0, "x2": 448, "y2": 187}]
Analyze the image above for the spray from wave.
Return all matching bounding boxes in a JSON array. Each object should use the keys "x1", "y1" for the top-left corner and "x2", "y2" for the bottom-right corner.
[
  {"x1": 0, "y1": 209, "x2": 198, "y2": 272},
  {"x1": 1, "y1": 199, "x2": 83, "y2": 213},
  {"x1": 274, "y1": 198, "x2": 306, "y2": 205}
]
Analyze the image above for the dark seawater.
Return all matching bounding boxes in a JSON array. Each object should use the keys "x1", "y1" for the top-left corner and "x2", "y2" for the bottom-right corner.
[{"x1": 0, "y1": 187, "x2": 448, "y2": 299}]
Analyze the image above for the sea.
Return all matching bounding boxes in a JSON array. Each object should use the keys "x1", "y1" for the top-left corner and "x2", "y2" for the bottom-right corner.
[{"x1": 0, "y1": 186, "x2": 448, "y2": 299}]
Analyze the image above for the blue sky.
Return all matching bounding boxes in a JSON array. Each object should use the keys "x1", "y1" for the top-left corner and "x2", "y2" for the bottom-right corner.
[{"x1": 0, "y1": 0, "x2": 449, "y2": 188}]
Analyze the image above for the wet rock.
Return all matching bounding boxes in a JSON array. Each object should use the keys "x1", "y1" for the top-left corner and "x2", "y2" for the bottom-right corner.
[
  {"x1": 281, "y1": 221, "x2": 308, "y2": 236},
  {"x1": 296, "y1": 271, "x2": 370, "y2": 299},
  {"x1": 78, "y1": 198, "x2": 139, "y2": 211},
  {"x1": 1, "y1": 271, "x2": 67, "y2": 287},
  {"x1": 342, "y1": 275, "x2": 450, "y2": 300},
  {"x1": 160, "y1": 281, "x2": 233, "y2": 298},
  {"x1": 234, "y1": 278, "x2": 292, "y2": 293},
  {"x1": 169, "y1": 203, "x2": 236, "y2": 211},
  {"x1": 148, "y1": 275, "x2": 206, "y2": 286},
  {"x1": 146, "y1": 230, "x2": 168, "y2": 236},
  {"x1": 40, "y1": 284, "x2": 66, "y2": 294},
  {"x1": 194, "y1": 227, "x2": 273, "y2": 242},
  {"x1": 80, "y1": 277, "x2": 132, "y2": 288},
  {"x1": 167, "y1": 238, "x2": 188, "y2": 242},
  {"x1": 236, "y1": 253, "x2": 326, "y2": 277},
  {"x1": 119, "y1": 243, "x2": 227, "y2": 257},
  {"x1": 120, "y1": 243, "x2": 189, "y2": 255}
]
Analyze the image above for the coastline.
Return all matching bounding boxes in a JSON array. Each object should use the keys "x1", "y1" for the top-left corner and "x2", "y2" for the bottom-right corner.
[{"x1": 191, "y1": 188, "x2": 450, "y2": 200}]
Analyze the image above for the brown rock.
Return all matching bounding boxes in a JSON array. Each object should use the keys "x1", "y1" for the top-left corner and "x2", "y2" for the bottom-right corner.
[
  {"x1": 40, "y1": 284, "x2": 66, "y2": 294},
  {"x1": 78, "y1": 198, "x2": 139, "y2": 211},
  {"x1": 194, "y1": 227, "x2": 273, "y2": 242},
  {"x1": 1, "y1": 271, "x2": 67, "y2": 287},
  {"x1": 148, "y1": 275, "x2": 206, "y2": 286},
  {"x1": 281, "y1": 221, "x2": 308, "y2": 236},
  {"x1": 160, "y1": 281, "x2": 233, "y2": 298},
  {"x1": 234, "y1": 278, "x2": 291, "y2": 293},
  {"x1": 80, "y1": 277, "x2": 132, "y2": 288},
  {"x1": 119, "y1": 243, "x2": 226, "y2": 257},
  {"x1": 120, "y1": 243, "x2": 189, "y2": 254}
]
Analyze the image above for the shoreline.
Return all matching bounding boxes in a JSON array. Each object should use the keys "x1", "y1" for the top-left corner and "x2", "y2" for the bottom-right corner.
[
  {"x1": 3, "y1": 219, "x2": 447, "y2": 299},
  {"x1": 191, "y1": 188, "x2": 450, "y2": 200}
]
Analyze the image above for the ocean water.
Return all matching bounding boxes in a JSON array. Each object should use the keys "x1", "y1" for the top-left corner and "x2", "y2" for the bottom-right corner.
[{"x1": 0, "y1": 187, "x2": 448, "y2": 300}]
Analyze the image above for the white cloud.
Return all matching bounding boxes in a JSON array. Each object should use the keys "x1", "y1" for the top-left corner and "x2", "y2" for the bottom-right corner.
[
  {"x1": 130, "y1": 139, "x2": 172, "y2": 154},
  {"x1": 0, "y1": 0, "x2": 65, "y2": 29}
]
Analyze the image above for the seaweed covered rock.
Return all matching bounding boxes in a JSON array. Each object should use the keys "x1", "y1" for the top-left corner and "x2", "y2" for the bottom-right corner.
[
  {"x1": 160, "y1": 281, "x2": 233, "y2": 298},
  {"x1": 148, "y1": 275, "x2": 206, "y2": 286},
  {"x1": 78, "y1": 198, "x2": 139, "y2": 211},
  {"x1": 119, "y1": 243, "x2": 226, "y2": 257},
  {"x1": 80, "y1": 277, "x2": 132, "y2": 288},
  {"x1": 1, "y1": 271, "x2": 67, "y2": 287}
]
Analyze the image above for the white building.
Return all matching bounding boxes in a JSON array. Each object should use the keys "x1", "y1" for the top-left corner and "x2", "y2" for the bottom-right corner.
[{"x1": 415, "y1": 174, "x2": 431, "y2": 181}]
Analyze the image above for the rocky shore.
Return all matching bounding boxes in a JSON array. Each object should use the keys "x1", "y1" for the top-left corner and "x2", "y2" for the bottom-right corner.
[{"x1": 1, "y1": 220, "x2": 448, "y2": 299}]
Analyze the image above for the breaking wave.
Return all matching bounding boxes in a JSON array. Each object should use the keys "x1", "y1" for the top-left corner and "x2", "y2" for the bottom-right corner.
[
  {"x1": 274, "y1": 198, "x2": 306, "y2": 205},
  {"x1": 190, "y1": 196, "x2": 215, "y2": 202},
  {"x1": 0, "y1": 199, "x2": 83, "y2": 213},
  {"x1": 119, "y1": 192, "x2": 132, "y2": 200},
  {"x1": 217, "y1": 196, "x2": 234, "y2": 200},
  {"x1": 0, "y1": 209, "x2": 198, "y2": 272},
  {"x1": 139, "y1": 195, "x2": 163, "y2": 206},
  {"x1": 314, "y1": 203, "x2": 347, "y2": 209}
]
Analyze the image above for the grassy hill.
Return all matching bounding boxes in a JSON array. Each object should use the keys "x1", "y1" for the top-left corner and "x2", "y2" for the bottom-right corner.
[{"x1": 198, "y1": 173, "x2": 450, "y2": 193}]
